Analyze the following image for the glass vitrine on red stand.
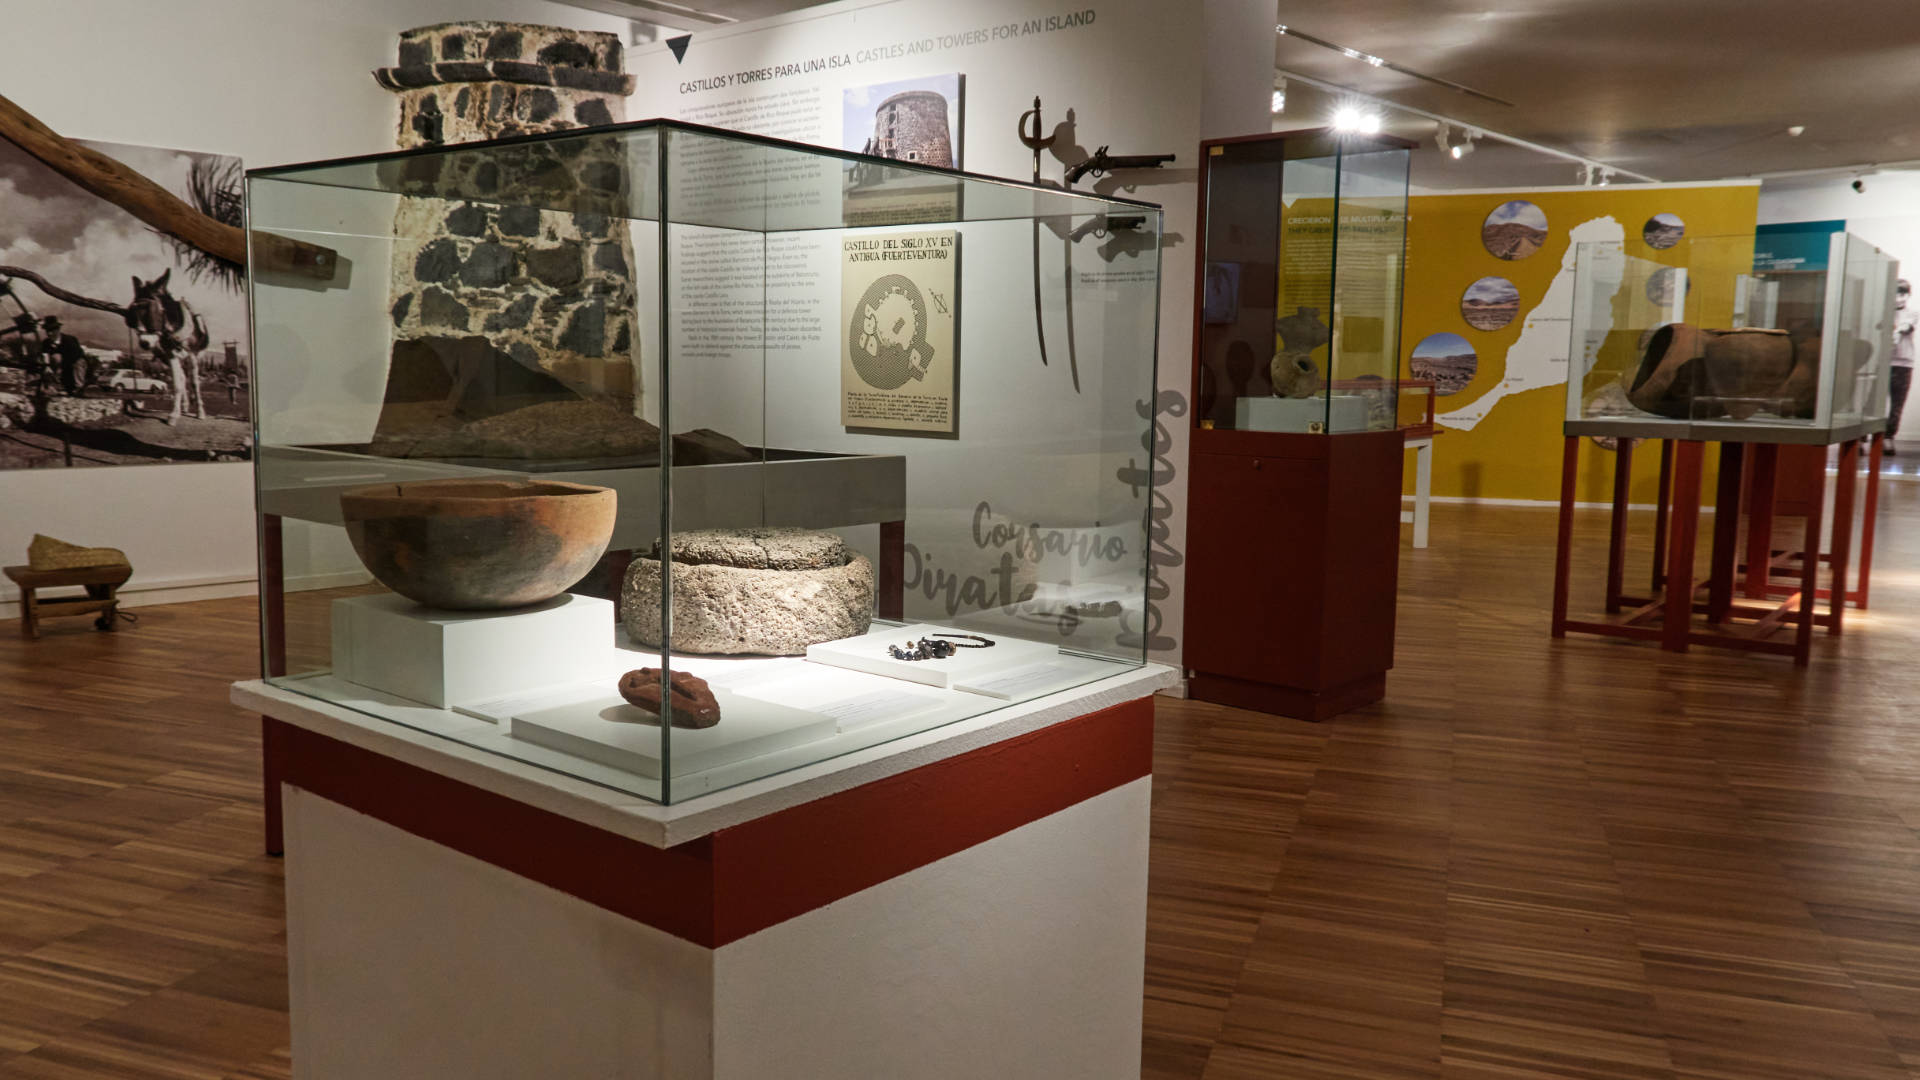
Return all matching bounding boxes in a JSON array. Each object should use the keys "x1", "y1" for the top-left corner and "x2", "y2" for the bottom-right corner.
[{"x1": 1181, "y1": 128, "x2": 1413, "y2": 721}]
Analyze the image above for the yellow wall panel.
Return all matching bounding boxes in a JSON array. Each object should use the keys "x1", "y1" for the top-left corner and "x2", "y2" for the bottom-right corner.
[{"x1": 1403, "y1": 182, "x2": 1759, "y2": 503}]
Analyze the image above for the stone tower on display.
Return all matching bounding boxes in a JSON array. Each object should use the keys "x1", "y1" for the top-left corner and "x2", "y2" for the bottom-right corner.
[
  {"x1": 369, "y1": 22, "x2": 653, "y2": 460},
  {"x1": 869, "y1": 91, "x2": 953, "y2": 168}
]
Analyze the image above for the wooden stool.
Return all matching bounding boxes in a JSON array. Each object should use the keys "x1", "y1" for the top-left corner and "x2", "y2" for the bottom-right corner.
[{"x1": 4, "y1": 564, "x2": 133, "y2": 639}]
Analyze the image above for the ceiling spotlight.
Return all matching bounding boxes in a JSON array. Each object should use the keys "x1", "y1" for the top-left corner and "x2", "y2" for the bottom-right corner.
[
  {"x1": 1272, "y1": 77, "x2": 1287, "y2": 115},
  {"x1": 1433, "y1": 122, "x2": 1478, "y2": 160},
  {"x1": 1853, "y1": 176, "x2": 1868, "y2": 193},
  {"x1": 1333, "y1": 105, "x2": 1381, "y2": 135},
  {"x1": 1787, "y1": 125, "x2": 1806, "y2": 137}
]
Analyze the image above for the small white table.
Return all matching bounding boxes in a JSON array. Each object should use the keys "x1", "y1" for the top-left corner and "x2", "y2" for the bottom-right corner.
[{"x1": 1401, "y1": 435, "x2": 1433, "y2": 549}]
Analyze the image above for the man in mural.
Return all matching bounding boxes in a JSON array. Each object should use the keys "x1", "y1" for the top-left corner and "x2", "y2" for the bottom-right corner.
[
  {"x1": 1893, "y1": 278, "x2": 1913, "y2": 454},
  {"x1": 40, "y1": 317, "x2": 86, "y2": 396}
]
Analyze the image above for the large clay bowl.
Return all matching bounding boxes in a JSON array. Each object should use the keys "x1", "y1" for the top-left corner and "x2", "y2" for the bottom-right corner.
[
  {"x1": 1700, "y1": 327, "x2": 1795, "y2": 419},
  {"x1": 1628, "y1": 323, "x2": 1707, "y2": 419},
  {"x1": 340, "y1": 479, "x2": 615, "y2": 610}
]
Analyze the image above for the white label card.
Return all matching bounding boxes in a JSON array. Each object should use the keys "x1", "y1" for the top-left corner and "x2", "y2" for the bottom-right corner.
[
  {"x1": 806, "y1": 690, "x2": 944, "y2": 733},
  {"x1": 958, "y1": 663, "x2": 1078, "y2": 701}
]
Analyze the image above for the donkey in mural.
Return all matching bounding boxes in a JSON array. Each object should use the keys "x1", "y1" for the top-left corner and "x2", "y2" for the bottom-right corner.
[{"x1": 125, "y1": 270, "x2": 209, "y2": 423}]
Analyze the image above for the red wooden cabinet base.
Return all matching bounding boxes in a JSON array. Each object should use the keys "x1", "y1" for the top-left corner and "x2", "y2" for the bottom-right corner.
[{"x1": 1182, "y1": 428, "x2": 1405, "y2": 721}]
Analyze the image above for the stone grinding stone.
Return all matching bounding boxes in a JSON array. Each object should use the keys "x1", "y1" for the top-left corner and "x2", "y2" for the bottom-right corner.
[
  {"x1": 660, "y1": 527, "x2": 850, "y2": 571},
  {"x1": 621, "y1": 528, "x2": 874, "y2": 656}
]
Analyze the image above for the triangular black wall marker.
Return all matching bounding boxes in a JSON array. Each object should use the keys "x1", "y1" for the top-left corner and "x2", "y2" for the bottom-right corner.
[{"x1": 667, "y1": 35, "x2": 692, "y2": 63}]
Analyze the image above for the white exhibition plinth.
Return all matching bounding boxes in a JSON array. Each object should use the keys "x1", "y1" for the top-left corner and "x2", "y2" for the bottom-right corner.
[
  {"x1": 329, "y1": 592, "x2": 620, "y2": 708},
  {"x1": 238, "y1": 653, "x2": 1173, "y2": 1080},
  {"x1": 1235, "y1": 393, "x2": 1370, "y2": 433}
]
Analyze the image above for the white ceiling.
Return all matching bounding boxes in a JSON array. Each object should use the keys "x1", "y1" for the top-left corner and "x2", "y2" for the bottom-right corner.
[{"x1": 1274, "y1": 1, "x2": 1920, "y2": 182}]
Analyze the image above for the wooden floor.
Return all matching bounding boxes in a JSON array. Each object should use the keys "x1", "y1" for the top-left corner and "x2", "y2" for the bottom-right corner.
[{"x1": 1, "y1": 479, "x2": 1918, "y2": 1078}]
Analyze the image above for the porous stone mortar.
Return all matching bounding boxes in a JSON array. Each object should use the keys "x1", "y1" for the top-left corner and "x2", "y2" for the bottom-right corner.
[{"x1": 621, "y1": 528, "x2": 875, "y2": 655}]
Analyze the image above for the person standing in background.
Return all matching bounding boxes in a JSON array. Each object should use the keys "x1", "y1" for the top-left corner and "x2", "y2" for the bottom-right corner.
[{"x1": 1892, "y1": 278, "x2": 1914, "y2": 455}]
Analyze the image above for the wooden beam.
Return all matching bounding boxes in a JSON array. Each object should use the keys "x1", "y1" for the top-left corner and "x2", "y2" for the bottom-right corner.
[
  {"x1": 0, "y1": 91, "x2": 335, "y2": 280},
  {"x1": 0, "y1": 90, "x2": 246, "y2": 266}
]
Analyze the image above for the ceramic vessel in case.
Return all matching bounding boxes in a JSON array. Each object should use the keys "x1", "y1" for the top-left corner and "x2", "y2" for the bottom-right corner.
[
  {"x1": 248, "y1": 120, "x2": 1161, "y2": 803},
  {"x1": 340, "y1": 479, "x2": 615, "y2": 610}
]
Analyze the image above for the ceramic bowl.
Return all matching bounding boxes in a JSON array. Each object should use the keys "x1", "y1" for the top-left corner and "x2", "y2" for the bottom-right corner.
[{"x1": 340, "y1": 478, "x2": 615, "y2": 610}]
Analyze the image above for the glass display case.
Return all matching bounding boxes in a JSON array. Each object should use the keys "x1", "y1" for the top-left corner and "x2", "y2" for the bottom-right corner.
[
  {"x1": 246, "y1": 120, "x2": 1162, "y2": 803},
  {"x1": 1192, "y1": 129, "x2": 1410, "y2": 434},
  {"x1": 1180, "y1": 128, "x2": 1411, "y2": 722},
  {"x1": 1566, "y1": 229, "x2": 1898, "y2": 443}
]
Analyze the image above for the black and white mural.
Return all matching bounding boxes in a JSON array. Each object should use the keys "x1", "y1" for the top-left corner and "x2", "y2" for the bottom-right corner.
[{"x1": 0, "y1": 139, "x2": 249, "y2": 468}]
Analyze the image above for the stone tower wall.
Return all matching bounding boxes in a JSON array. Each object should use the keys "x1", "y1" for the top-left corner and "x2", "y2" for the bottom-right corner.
[
  {"x1": 870, "y1": 90, "x2": 953, "y2": 169},
  {"x1": 372, "y1": 21, "x2": 646, "y2": 451}
]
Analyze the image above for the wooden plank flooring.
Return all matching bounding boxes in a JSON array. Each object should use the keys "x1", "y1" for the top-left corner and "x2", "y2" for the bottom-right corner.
[{"x1": 0, "y1": 480, "x2": 1916, "y2": 1078}]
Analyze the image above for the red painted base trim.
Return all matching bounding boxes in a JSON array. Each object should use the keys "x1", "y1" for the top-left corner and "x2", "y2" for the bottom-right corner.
[
  {"x1": 271, "y1": 695, "x2": 1154, "y2": 948},
  {"x1": 1187, "y1": 671, "x2": 1385, "y2": 722}
]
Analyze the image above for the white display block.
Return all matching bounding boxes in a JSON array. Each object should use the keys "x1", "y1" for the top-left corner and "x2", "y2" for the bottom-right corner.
[
  {"x1": 282, "y1": 777, "x2": 1151, "y2": 1080},
  {"x1": 330, "y1": 592, "x2": 617, "y2": 710},
  {"x1": 511, "y1": 688, "x2": 837, "y2": 779},
  {"x1": 1235, "y1": 393, "x2": 1370, "y2": 433},
  {"x1": 805, "y1": 623, "x2": 1060, "y2": 689},
  {"x1": 952, "y1": 659, "x2": 1106, "y2": 701}
]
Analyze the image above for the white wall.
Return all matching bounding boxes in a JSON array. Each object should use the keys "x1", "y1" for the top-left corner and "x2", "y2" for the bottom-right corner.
[
  {"x1": 625, "y1": 0, "x2": 1274, "y2": 665},
  {"x1": 0, "y1": 0, "x2": 628, "y2": 618},
  {"x1": 1760, "y1": 172, "x2": 1919, "y2": 443},
  {"x1": 1759, "y1": 172, "x2": 1920, "y2": 225}
]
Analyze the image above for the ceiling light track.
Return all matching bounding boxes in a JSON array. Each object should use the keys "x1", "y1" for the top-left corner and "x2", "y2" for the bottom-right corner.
[
  {"x1": 1275, "y1": 24, "x2": 1515, "y2": 107},
  {"x1": 1274, "y1": 66, "x2": 1661, "y2": 184}
]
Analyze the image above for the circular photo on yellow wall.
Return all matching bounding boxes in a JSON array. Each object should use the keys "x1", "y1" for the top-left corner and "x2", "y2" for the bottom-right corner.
[
  {"x1": 1482, "y1": 200, "x2": 1548, "y2": 260},
  {"x1": 1410, "y1": 332, "x2": 1477, "y2": 395},
  {"x1": 1460, "y1": 276, "x2": 1520, "y2": 331},
  {"x1": 1643, "y1": 213, "x2": 1685, "y2": 250},
  {"x1": 1646, "y1": 266, "x2": 1691, "y2": 306}
]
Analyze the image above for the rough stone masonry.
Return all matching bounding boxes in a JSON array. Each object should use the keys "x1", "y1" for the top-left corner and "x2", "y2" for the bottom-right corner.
[{"x1": 370, "y1": 22, "x2": 651, "y2": 460}]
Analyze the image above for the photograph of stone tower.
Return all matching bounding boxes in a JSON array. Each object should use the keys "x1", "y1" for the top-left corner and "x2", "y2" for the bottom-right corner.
[{"x1": 842, "y1": 74, "x2": 964, "y2": 169}]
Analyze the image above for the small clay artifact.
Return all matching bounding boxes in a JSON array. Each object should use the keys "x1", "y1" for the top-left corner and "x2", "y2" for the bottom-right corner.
[
  {"x1": 341, "y1": 478, "x2": 615, "y2": 609},
  {"x1": 617, "y1": 668, "x2": 721, "y2": 728},
  {"x1": 1270, "y1": 306, "x2": 1330, "y2": 400}
]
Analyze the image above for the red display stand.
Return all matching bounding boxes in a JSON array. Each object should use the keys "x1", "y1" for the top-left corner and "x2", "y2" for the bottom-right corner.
[
  {"x1": 1184, "y1": 428, "x2": 1405, "y2": 719},
  {"x1": 1549, "y1": 434, "x2": 1874, "y2": 667},
  {"x1": 1745, "y1": 434, "x2": 1884, "y2": 613}
]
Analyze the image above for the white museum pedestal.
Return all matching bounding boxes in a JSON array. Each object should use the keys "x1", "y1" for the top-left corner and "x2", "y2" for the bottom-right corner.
[
  {"x1": 235, "y1": 659, "x2": 1172, "y2": 1080},
  {"x1": 329, "y1": 592, "x2": 619, "y2": 708},
  {"x1": 1235, "y1": 393, "x2": 1370, "y2": 433}
]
